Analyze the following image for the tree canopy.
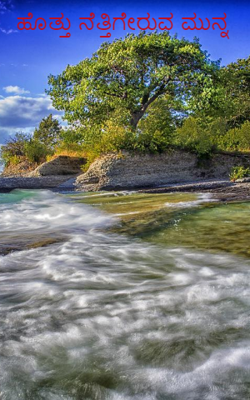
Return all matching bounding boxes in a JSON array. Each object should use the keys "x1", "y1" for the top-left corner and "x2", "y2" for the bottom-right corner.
[
  {"x1": 47, "y1": 31, "x2": 219, "y2": 132},
  {"x1": 220, "y1": 56, "x2": 250, "y2": 127}
]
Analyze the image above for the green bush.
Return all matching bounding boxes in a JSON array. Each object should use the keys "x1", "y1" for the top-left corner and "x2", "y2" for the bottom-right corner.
[
  {"x1": 132, "y1": 130, "x2": 171, "y2": 153},
  {"x1": 229, "y1": 166, "x2": 250, "y2": 181},
  {"x1": 24, "y1": 139, "x2": 50, "y2": 164},
  {"x1": 220, "y1": 121, "x2": 250, "y2": 151},
  {"x1": 0, "y1": 133, "x2": 31, "y2": 166},
  {"x1": 175, "y1": 117, "x2": 213, "y2": 156}
]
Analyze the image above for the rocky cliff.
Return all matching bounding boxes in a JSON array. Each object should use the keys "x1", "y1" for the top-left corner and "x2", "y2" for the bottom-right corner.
[
  {"x1": 76, "y1": 150, "x2": 250, "y2": 191},
  {"x1": 28, "y1": 156, "x2": 85, "y2": 177},
  {"x1": 1, "y1": 158, "x2": 38, "y2": 177},
  {"x1": 0, "y1": 156, "x2": 86, "y2": 192}
]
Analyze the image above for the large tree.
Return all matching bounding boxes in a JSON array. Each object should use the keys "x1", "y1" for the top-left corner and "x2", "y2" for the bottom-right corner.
[{"x1": 47, "y1": 31, "x2": 219, "y2": 132}]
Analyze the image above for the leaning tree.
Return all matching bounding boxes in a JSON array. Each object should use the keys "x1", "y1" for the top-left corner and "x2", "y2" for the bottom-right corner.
[{"x1": 47, "y1": 31, "x2": 219, "y2": 133}]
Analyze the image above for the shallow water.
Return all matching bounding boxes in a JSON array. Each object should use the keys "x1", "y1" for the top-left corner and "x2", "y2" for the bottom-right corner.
[
  {"x1": 77, "y1": 191, "x2": 250, "y2": 258},
  {"x1": 0, "y1": 190, "x2": 250, "y2": 399}
]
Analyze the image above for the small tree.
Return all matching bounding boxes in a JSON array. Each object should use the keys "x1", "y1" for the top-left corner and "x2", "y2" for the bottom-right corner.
[
  {"x1": 0, "y1": 132, "x2": 31, "y2": 165},
  {"x1": 33, "y1": 114, "x2": 62, "y2": 148}
]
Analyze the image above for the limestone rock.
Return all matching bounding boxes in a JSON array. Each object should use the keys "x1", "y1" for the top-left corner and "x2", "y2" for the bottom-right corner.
[
  {"x1": 76, "y1": 150, "x2": 250, "y2": 191},
  {"x1": 29, "y1": 156, "x2": 85, "y2": 177}
]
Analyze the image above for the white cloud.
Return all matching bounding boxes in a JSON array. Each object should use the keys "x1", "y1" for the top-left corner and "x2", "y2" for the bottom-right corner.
[
  {"x1": 0, "y1": 95, "x2": 57, "y2": 128},
  {"x1": 0, "y1": 28, "x2": 18, "y2": 34},
  {"x1": 0, "y1": 94, "x2": 63, "y2": 143},
  {"x1": 3, "y1": 86, "x2": 30, "y2": 95}
]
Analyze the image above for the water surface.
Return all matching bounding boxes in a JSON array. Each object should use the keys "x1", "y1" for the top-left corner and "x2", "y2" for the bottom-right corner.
[{"x1": 0, "y1": 189, "x2": 250, "y2": 399}]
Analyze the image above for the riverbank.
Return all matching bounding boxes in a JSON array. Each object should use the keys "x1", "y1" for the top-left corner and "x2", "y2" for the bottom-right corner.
[
  {"x1": 140, "y1": 179, "x2": 250, "y2": 202},
  {"x1": 75, "y1": 150, "x2": 250, "y2": 191},
  {"x1": 0, "y1": 150, "x2": 250, "y2": 201},
  {"x1": 0, "y1": 175, "x2": 78, "y2": 192},
  {"x1": 0, "y1": 175, "x2": 250, "y2": 204}
]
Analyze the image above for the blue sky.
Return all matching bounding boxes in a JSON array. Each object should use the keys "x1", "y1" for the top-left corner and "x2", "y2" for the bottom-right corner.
[{"x1": 0, "y1": 0, "x2": 249, "y2": 143}]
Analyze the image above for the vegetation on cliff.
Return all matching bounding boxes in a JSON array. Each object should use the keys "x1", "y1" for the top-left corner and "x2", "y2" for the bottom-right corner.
[{"x1": 1, "y1": 31, "x2": 250, "y2": 173}]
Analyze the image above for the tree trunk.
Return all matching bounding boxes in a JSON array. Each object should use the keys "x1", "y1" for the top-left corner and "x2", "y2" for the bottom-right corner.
[
  {"x1": 130, "y1": 111, "x2": 145, "y2": 130},
  {"x1": 130, "y1": 84, "x2": 168, "y2": 129}
]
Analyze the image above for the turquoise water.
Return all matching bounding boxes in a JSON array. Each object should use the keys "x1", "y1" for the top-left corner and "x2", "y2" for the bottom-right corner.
[
  {"x1": 0, "y1": 189, "x2": 250, "y2": 399},
  {"x1": 0, "y1": 189, "x2": 40, "y2": 204}
]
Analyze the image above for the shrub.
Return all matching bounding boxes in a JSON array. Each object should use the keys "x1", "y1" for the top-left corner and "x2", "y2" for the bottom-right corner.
[
  {"x1": 24, "y1": 139, "x2": 50, "y2": 164},
  {"x1": 53, "y1": 142, "x2": 85, "y2": 158},
  {"x1": 224, "y1": 121, "x2": 250, "y2": 151},
  {"x1": 0, "y1": 133, "x2": 31, "y2": 166},
  {"x1": 229, "y1": 166, "x2": 250, "y2": 181},
  {"x1": 175, "y1": 117, "x2": 213, "y2": 156}
]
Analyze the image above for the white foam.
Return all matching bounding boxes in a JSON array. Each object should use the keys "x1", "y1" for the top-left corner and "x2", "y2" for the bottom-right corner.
[
  {"x1": 0, "y1": 190, "x2": 249, "y2": 398},
  {"x1": 165, "y1": 193, "x2": 217, "y2": 208},
  {"x1": 0, "y1": 190, "x2": 114, "y2": 234}
]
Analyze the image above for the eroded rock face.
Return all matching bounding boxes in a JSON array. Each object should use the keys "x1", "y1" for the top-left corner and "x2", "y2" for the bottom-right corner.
[
  {"x1": 29, "y1": 156, "x2": 86, "y2": 177},
  {"x1": 2, "y1": 158, "x2": 38, "y2": 177},
  {"x1": 76, "y1": 150, "x2": 250, "y2": 191},
  {"x1": 0, "y1": 156, "x2": 86, "y2": 191}
]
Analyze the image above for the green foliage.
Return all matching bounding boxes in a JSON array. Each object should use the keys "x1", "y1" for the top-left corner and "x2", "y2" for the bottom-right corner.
[
  {"x1": 47, "y1": 31, "x2": 218, "y2": 135},
  {"x1": 132, "y1": 130, "x2": 171, "y2": 153},
  {"x1": 4, "y1": 35, "x2": 250, "y2": 172},
  {"x1": 54, "y1": 142, "x2": 84, "y2": 157},
  {"x1": 175, "y1": 117, "x2": 214, "y2": 155},
  {"x1": 1, "y1": 129, "x2": 52, "y2": 167},
  {"x1": 0, "y1": 132, "x2": 31, "y2": 165},
  {"x1": 174, "y1": 116, "x2": 250, "y2": 155},
  {"x1": 221, "y1": 56, "x2": 250, "y2": 128},
  {"x1": 218, "y1": 121, "x2": 250, "y2": 151},
  {"x1": 24, "y1": 139, "x2": 50, "y2": 163},
  {"x1": 33, "y1": 114, "x2": 62, "y2": 148},
  {"x1": 229, "y1": 166, "x2": 250, "y2": 182},
  {"x1": 8, "y1": 155, "x2": 21, "y2": 166},
  {"x1": 53, "y1": 128, "x2": 86, "y2": 156},
  {"x1": 200, "y1": 56, "x2": 250, "y2": 128},
  {"x1": 59, "y1": 128, "x2": 84, "y2": 146},
  {"x1": 137, "y1": 96, "x2": 180, "y2": 150}
]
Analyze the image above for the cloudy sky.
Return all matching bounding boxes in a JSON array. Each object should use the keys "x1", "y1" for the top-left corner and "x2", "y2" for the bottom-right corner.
[{"x1": 0, "y1": 0, "x2": 249, "y2": 143}]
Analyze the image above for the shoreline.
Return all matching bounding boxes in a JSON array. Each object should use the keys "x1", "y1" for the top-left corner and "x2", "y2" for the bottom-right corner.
[
  {"x1": 0, "y1": 175, "x2": 249, "y2": 203},
  {"x1": 0, "y1": 175, "x2": 78, "y2": 193},
  {"x1": 140, "y1": 179, "x2": 250, "y2": 202}
]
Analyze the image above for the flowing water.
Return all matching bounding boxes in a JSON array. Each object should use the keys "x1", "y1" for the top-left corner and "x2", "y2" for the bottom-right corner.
[{"x1": 1, "y1": 189, "x2": 250, "y2": 400}]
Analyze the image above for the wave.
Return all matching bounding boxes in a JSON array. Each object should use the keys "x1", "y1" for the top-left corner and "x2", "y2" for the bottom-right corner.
[{"x1": 0, "y1": 190, "x2": 249, "y2": 399}]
